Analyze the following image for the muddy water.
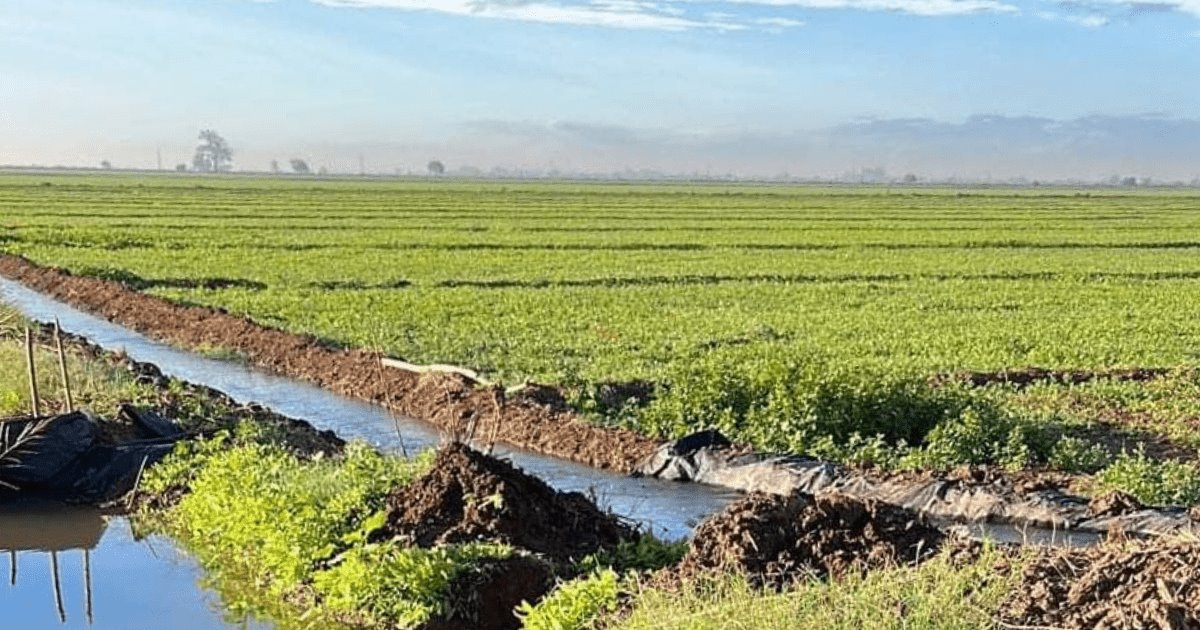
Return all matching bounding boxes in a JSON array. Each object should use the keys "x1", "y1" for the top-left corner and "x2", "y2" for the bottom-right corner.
[
  {"x1": 0, "y1": 278, "x2": 739, "y2": 541},
  {"x1": 0, "y1": 500, "x2": 267, "y2": 629}
]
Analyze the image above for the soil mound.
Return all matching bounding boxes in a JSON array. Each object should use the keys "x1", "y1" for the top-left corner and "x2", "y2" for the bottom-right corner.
[
  {"x1": 381, "y1": 443, "x2": 635, "y2": 563},
  {"x1": 677, "y1": 491, "x2": 944, "y2": 589},
  {"x1": 1000, "y1": 541, "x2": 1200, "y2": 629}
]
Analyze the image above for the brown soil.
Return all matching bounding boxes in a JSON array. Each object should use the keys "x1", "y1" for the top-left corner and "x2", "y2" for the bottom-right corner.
[
  {"x1": 0, "y1": 254, "x2": 658, "y2": 472},
  {"x1": 380, "y1": 443, "x2": 636, "y2": 564},
  {"x1": 425, "y1": 555, "x2": 556, "y2": 630},
  {"x1": 1000, "y1": 540, "x2": 1200, "y2": 629},
  {"x1": 1088, "y1": 491, "x2": 1145, "y2": 518},
  {"x1": 674, "y1": 491, "x2": 944, "y2": 590}
]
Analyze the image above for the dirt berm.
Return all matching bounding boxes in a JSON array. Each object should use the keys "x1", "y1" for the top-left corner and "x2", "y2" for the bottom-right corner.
[
  {"x1": 999, "y1": 539, "x2": 1200, "y2": 629},
  {"x1": 0, "y1": 254, "x2": 656, "y2": 472},
  {"x1": 380, "y1": 442, "x2": 636, "y2": 564},
  {"x1": 377, "y1": 443, "x2": 638, "y2": 630},
  {"x1": 673, "y1": 491, "x2": 945, "y2": 590}
]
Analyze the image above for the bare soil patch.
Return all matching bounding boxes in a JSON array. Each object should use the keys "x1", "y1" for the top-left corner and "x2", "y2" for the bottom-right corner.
[
  {"x1": 674, "y1": 491, "x2": 945, "y2": 590},
  {"x1": 1000, "y1": 540, "x2": 1200, "y2": 629}
]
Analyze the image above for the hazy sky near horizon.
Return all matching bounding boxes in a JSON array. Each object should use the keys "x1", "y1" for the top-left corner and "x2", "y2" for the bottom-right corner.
[{"x1": 2, "y1": 0, "x2": 1199, "y2": 178}]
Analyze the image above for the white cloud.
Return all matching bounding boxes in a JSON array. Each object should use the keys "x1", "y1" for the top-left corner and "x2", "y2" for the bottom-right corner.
[
  {"x1": 313, "y1": 0, "x2": 1017, "y2": 30},
  {"x1": 720, "y1": 0, "x2": 1018, "y2": 16},
  {"x1": 1036, "y1": 9, "x2": 1110, "y2": 25},
  {"x1": 1044, "y1": 0, "x2": 1200, "y2": 22},
  {"x1": 755, "y1": 15, "x2": 807, "y2": 25},
  {"x1": 316, "y1": 0, "x2": 746, "y2": 29}
]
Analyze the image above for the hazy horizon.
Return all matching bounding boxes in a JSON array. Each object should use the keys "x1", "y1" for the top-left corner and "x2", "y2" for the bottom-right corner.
[{"x1": 3, "y1": 0, "x2": 1198, "y2": 180}]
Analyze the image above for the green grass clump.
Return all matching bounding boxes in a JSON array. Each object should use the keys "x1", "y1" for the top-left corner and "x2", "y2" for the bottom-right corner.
[
  {"x1": 313, "y1": 541, "x2": 512, "y2": 627},
  {"x1": 639, "y1": 351, "x2": 968, "y2": 454},
  {"x1": 1093, "y1": 450, "x2": 1200, "y2": 506},
  {"x1": 516, "y1": 569, "x2": 621, "y2": 630},
  {"x1": 615, "y1": 545, "x2": 1020, "y2": 630},
  {"x1": 142, "y1": 438, "x2": 515, "y2": 628},
  {"x1": 155, "y1": 441, "x2": 426, "y2": 593}
]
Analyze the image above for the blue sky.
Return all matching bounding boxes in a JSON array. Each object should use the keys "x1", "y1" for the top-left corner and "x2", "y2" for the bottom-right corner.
[{"x1": 1, "y1": 0, "x2": 1198, "y2": 178}]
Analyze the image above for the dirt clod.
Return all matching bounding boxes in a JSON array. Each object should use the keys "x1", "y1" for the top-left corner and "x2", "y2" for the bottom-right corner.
[
  {"x1": 676, "y1": 491, "x2": 944, "y2": 589},
  {"x1": 1089, "y1": 490, "x2": 1145, "y2": 518},
  {"x1": 381, "y1": 443, "x2": 636, "y2": 563},
  {"x1": 1000, "y1": 541, "x2": 1200, "y2": 629}
]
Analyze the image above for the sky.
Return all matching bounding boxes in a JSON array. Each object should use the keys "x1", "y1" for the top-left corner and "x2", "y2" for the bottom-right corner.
[{"x1": 1, "y1": 0, "x2": 1199, "y2": 179}]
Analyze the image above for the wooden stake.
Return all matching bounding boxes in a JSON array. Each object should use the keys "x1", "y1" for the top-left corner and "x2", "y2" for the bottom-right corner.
[
  {"x1": 24, "y1": 327, "x2": 40, "y2": 419},
  {"x1": 50, "y1": 551, "x2": 66, "y2": 623},
  {"x1": 84, "y1": 549, "x2": 93, "y2": 625},
  {"x1": 55, "y1": 319, "x2": 74, "y2": 413}
]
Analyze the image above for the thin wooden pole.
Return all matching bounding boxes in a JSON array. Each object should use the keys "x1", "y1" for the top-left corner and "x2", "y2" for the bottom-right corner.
[
  {"x1": 54, "y1": 319, "x2": 74, "y2": 413},
  {"x1": 84, "y1": 549, "x2": 93, "y2": 625},
  {"x1": 24, "y1": 327, "x2": 40, "y2": 418},
  {"x1": 50, "y1": 551, "x2": 66, "y2": 623},
  {"x1": 7, "y1": 550, "x2": 15, "y2": 586}
]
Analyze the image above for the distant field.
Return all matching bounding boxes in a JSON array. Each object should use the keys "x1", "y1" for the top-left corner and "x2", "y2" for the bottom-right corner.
[{"x1": 7, "y1": 173, "x2": 1200, "y2": 475}]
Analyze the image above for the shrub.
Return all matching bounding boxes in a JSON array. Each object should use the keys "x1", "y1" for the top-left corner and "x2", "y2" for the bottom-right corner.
[
  {"x1": 516, "y1": 570, "x2": 621, "y2": 630},
  {"x1": 640, "y1": 350, "x2": 969, "y2": 454},
  {"x1": 1094, "y1": 451, "x2": 1200, "y2": 506},
  {"x1": 313, "y1": 542, "x2": 512, "y2": 627},
  {"x1": 1048, "y1": 436, "x2": 1111, "y2": 474}
]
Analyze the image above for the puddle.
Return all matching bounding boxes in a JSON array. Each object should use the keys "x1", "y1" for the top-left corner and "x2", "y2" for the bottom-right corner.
[
  {"x1": 0, "y1": 500, "x2": 267, "y2": 629},
  {"x1": 0, "y1": 278, "x2": 739, "y2": 541}
]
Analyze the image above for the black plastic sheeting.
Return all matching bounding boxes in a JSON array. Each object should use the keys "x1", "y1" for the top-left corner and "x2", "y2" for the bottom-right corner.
[
  {"x1": 0, "y1": 411, "x2": 176, "y2": 504},
  {"x1": 638, "y1": 432, "x2": 1198, "y2": 541}
]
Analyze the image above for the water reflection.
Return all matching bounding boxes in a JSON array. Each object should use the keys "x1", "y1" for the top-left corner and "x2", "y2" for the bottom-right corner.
[{"x1": 0, "y1": 500, "x2": 268, "y2": 629}]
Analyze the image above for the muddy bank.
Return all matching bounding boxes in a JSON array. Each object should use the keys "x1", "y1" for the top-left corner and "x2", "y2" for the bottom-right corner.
[
  {"x1": 0, "y1": 254, "x2": 656, "y2": 472},
  {"x1": 1000, "y1": 539, "x2": 1200, "y2": 629},
  {"x1": 21, "y1": 318, "x2": 344, "y2": 459}
]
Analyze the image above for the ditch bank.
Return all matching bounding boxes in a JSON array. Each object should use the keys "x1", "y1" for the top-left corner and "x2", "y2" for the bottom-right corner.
[
  {"x1": 1, "y1": 319, "x2": 343, "y2": 507},
  {"x1": 0, "y1": 254, "x2": 656, "y2": 473}
]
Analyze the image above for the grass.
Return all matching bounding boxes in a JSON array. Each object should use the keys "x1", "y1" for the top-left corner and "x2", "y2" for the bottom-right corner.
[{"x1": 614, "y1": 545, "x2": 1022, "y2": 630}]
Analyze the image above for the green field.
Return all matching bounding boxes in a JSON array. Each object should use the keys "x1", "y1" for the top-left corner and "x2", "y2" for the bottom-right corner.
[{"x1": 6, "y1": 173, "x2": 1200, "y2": 485}]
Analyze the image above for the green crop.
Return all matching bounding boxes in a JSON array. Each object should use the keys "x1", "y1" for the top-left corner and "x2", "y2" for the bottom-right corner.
[{"x1": 8, "y1": 174, "x2": 1200, "y2": 478}]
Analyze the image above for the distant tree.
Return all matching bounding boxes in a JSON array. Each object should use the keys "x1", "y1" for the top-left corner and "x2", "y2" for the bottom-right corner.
[
  {"x1": 289, "y1": 158, "x2": 311, "y2": 175},
  {"x1": 175, "y1": 163, "x2": 188, "y2": 172},
  {"x1": 191, "y1": 129, "x2": 233, "y2": 173},
  {"x1": 1121, "y1": 176, "x2": 1138, "y2": 187},
  {"x1": 270, "y1": 159, "x2": 280, "y2": 174},
  {"x1": 317, "y1": 166, "x2": 328, "y2": 176},
  {"x1": 427, "y1": 160, "x2": 445, "y2": 176},
  {"x1": 902, "y1": 173, "x2": 918, "y2": 184},
  {"x1": 100, "y1": 160, "x2": 112, "y2": 170}
]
